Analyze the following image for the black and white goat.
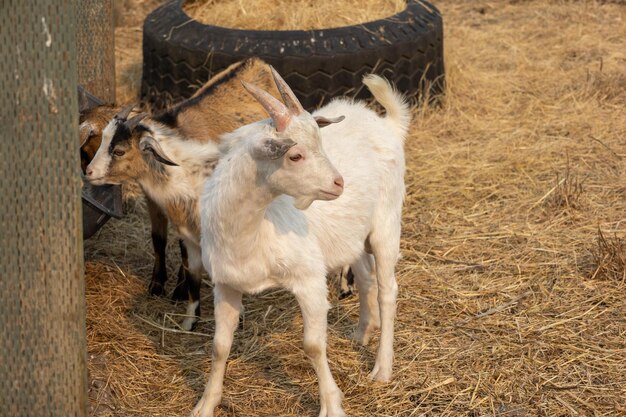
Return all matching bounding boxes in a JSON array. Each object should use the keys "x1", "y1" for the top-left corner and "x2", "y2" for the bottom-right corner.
[{"x1": 85, "y1": 59, "x2": 281, "y2": 329}]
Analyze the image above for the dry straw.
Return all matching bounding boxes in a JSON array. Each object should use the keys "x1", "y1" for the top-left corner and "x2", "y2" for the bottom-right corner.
[
  {"x1": 89, "y1": 0, "x2": 626, "y2": 415},
  {"x1": 184, "y1": 0, "x2": 406, "y2": 31}
]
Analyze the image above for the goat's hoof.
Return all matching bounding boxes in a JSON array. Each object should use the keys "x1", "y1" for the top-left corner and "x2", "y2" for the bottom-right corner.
[
  {"x1": 318, "y1": 388, "x2": 345, "y2": 417},
  {"x1": 353, "y1": 324, "x2": 377, "y2": 346},
  {"x1": 352, "y1": 329, "x2": 370, "y2": 345},
  {"x1": 319, "y1": 403, "x2": 345, "y2": 417},
  {"x1": 189, "y1": 409, "x2": 212, "y2": 417},
  {"x1": 148, "y1": 281, "x2": 165, "y2": 297},
  {"x1": 318, "y1": 403, "x2": 346, "y2": 417},
  {"x1": 189, "y1": 405, "x2": 213, "y2": 417},
  {"x1": 338, "y1": 288, "x2": 354, "y2": 299},
  {"x1": 189, "y1": 396, "x2": 218, "y2": 417},
  {"x1": 368, "y1": 364, "x2": 392, "y2": 382},
  {"x1": 319, "y1": 409, "x2": 346, "y2": 417},
  {"x1": 181, "y1": 317, "x2": 198, "y2": 332}
]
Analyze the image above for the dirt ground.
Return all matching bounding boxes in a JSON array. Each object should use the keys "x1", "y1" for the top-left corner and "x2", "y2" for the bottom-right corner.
[{"x1": 86, "y1": 1, "x2": 626, "y2": 416}]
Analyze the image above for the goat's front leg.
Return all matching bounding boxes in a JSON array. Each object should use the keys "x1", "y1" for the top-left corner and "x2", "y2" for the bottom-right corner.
[
  {"x1": 190, "y1": 284, "x2": 242, "y2": 417},
  {"x1": 146, "y1": 196, "x2": 168, "y2": 296},
  {"x1": 182, "y1": 240, "x2": 203, "y2": 331},
  {"x1": 293, "y1": 279, "x2": 345, "y2": 417},
  {"x1": 172, "y1": 240, "x2": 190, "y2": 301}
]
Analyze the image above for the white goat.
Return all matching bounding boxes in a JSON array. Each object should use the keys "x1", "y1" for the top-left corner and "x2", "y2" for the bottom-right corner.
[{"x1": 191, "y1": 68, "x2": 410, "y2": 417}]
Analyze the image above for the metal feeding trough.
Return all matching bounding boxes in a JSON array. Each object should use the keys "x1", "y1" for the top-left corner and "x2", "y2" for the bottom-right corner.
[
  {"x1": 78, "y1": 86, "x2": 124, "y2": 239},
  {"x1": 81, "y1": 182, "x2": 123, "y2": 239}
]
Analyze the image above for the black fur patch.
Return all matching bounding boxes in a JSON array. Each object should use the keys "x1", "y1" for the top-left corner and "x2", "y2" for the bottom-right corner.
[
  {"x1": 135, "y1": 124, "x2": 151, "y2": 135},
  {"x1": 179, "y1": 239, "x2": 188, "y2": 262},
  {"x1": 152, "y1": 109, "x2": 178, "y2": 128},
  {"x1": 108, "y1": 120, "x2": 132, "y2": 151}
]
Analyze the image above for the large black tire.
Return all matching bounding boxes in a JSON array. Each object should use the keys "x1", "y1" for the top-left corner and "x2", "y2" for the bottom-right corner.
[{"x1": 141, "y1": 0, "x2": 444, "y2": 110}]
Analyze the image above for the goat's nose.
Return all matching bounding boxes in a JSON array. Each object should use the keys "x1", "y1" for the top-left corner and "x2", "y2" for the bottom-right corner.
[
  {"x1": 86, "y1": 167, "x2": 93, "y2": 177},
  {"x1": 334, "y1": 176, "x2": 344, "y2": 189}
]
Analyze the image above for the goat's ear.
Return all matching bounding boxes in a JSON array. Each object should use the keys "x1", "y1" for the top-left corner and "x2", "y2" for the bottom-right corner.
[
  {"x1": 78, "y1": 86, "x2": 90, "y2": 114},
  {"x1": 77, "y1": 85, "x2": 105, "y2": 115},
  {"x1": 139, "y1": 136, "x2": 179, "y2": 166},
  {"x1": 252, "y1": 138, "x2": 296, "y2": 160},
  {"x1": 79, "y1": 122, "x2": 96, "y2": 148},
  {"x1": 314, "y1": 115, "x2": 345, "y2": 128}
]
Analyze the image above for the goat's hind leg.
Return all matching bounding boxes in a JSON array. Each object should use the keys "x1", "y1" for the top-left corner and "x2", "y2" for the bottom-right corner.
[
  {"x1": 337, "y1": 265, "x2": 354, "y2": 299},
  {"x1": 367, "y1": 226, "x2": 400, "y2": 382},
  {"x1": 351, "y1": 253, "x2": 380, "y2": 345},
  {"x1": 181, "y1": 241, "x2": 203, "y2": 331},
  {"x1": 190, "y1": 284, "x2": 242, "y2": 417}
]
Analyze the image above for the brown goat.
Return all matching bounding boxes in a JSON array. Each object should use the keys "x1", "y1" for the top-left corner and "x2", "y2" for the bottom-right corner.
[
  {"x1": 79, "y1": 92, "x2": 189, "y2": 299},
  {"x1": 84, "y1": 58, "x2": 281, "y2": 329}
]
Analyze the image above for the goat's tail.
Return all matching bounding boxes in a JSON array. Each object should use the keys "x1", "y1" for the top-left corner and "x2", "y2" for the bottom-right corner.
[{"x1": 363, "y1": 74, "x2": 411, "y2": 138}]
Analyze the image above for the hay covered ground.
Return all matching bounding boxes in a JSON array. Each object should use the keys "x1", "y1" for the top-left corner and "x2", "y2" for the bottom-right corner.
[{"x1": 86, "y1": 1, "x2": 626, "y2": 415}]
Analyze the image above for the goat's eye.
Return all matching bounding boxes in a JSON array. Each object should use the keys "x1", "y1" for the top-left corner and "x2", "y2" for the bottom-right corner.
[
  {"x1": 289, "y1": 154, "x2": 302, "y2": 162},
  {"x1": 113, "y1": 149, "x2": 126, "y2": 157}
]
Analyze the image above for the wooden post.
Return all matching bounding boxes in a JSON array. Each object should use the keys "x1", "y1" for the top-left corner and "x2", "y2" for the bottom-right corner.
[{"x1": 0, "y1": 1, "x2": 87, "y2": 416}]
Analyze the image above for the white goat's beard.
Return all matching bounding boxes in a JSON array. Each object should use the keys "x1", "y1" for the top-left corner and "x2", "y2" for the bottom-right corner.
[{"x1": 293, "y1": 196, "x2": 314, "y2": 210}]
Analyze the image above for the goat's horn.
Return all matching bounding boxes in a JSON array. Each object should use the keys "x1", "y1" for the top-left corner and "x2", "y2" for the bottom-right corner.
[
  {"x1": 242, "y1": 81, "x2": 292, "y2": 132},
  {"x1": 125, "y1": 113, "x2": 149, "y2": 131},
  {"x1": 269, "y1": 66, "x2": 304, "y2": 115},
  {"x1": 139, "y1": 136, "x2": 179, "y2": 167},
  {"x1": 114, "y1": 104, "x2": 135, "y2": 121}
]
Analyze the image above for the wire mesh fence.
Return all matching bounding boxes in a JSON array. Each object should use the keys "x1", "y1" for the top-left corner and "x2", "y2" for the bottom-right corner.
[{"x1": 77, "y1": 0, "x2": 116, "y2": 104}]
